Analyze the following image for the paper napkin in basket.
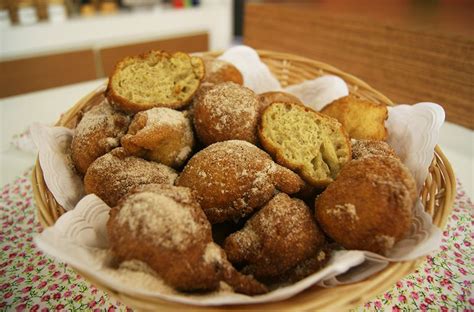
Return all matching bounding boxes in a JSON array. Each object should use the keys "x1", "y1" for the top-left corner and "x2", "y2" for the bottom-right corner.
[
  {"x1": 30, "y1": 123, "x2": 83, "y2": 211},
  {"x1": 218, "y1": 45, "x2": 281, "y2": 94}
]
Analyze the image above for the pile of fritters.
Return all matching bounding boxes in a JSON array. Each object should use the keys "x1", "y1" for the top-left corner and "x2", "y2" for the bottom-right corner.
[{"x1": 70, "y1": 50, "x2": 417, "y2": 296}]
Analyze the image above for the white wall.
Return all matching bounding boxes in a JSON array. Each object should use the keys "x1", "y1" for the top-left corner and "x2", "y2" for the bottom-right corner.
[{"x1": 0, "y1": 1, "x2": 232, "y2": 60}]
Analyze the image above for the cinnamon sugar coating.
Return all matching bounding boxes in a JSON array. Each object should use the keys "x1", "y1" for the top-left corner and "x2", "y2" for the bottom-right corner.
[
  {"x1": 107, "y1": 183, "x2": 267, "y2": 295},
  {"x1": 193, "y1": 82, "x2": 260, "y2": 145},
  {"x1": 202, "y1": 57, "x2": 243, "y2": 85},
  {"x1": 176, "y1": 140, "x2": 305, "y2": 223},
  {"x1": 224, "y1": 193, "x2": 326, "y2": 280},
  {"x1": 351, "y1": 139, "x2": 397, "y2": 160},
  {"x1": 121, "y1": 107, "x2": 194, "y2": 168},
  {"x1": 71, "y1": 100, "x2": 130, "y2": 175},
  {"x1": 84, "y1": 148, "x2": 177, "y2": 206}
]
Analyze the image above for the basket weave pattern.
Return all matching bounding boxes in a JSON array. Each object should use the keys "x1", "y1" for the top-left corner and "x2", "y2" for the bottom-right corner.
[{"x1": 32, "y1": 50, "x2": 455, "y2": 310}]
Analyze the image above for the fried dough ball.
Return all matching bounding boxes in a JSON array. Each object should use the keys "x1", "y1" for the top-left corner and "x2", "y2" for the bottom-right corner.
[
  {"x1": 351, "y1": 139, "x2": 397, "y2": 160},
  {"x1": 258, "y1": 91, "x2": 303, "y2": 115},
  {"x1": 315, "y1": 156, "x2": 417, "y2": 255},
  {"x1": 176, "y1": 140, "x2": 305, "y2": 224},
  {"x1": 202, "y1": 57, "x2": 243, "y2": 85},
  {"x1": 320, "y1": 95, "x2": 388, "y2": 141},
  {"x1": 107, "y1": 184, "x2": 267, "y2": 295},
  {"x1": 121, "y1": 108, "x2": 194, "y2": 168},
  {"x1": 84, "y1": 148, "x2": 177, "y2": 206},
  {"x1": 193, "y1": 82, "x2": 260, "y2": 145},
  {"x1": 71, "y1": 100, "x2": 130, "y2": 175},
  {"x1": 224, "y1": 193, "x2": 326, "y2": 280}
]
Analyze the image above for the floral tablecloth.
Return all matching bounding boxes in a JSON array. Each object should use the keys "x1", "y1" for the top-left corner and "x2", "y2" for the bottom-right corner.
[{"x1": 1, "y1": 170, "x2": 473, "y2": 311}]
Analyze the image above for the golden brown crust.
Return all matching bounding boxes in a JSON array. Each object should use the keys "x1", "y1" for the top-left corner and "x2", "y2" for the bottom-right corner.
[
  {"x1": 84, "y1": 148, "x2": 178, "y2": 206},
  {"x1": 71, "y1": 101, "x2": 130, "y2": 175},
  {"x1": 321, "y1": 95, "x2": 388, "y2": 141},
  {"x1": 315, "y1": 156, "x2": 417, "y2": 255},
  {"x1": 176, "y1": 140, "x2": 304, "y2": 224},
  {"x1": 224, "y1": 193, "x2": 326, "y2": 280},
  {"x1": 258, "y1": 102, "x2": 352, "y2": 188},
  {"x1": 202, "y1": 57, "x2": 243, "y2": 85},
  {"x1": 258, "y1": 91, "x2": 302, "y2": 115},
  {"x1": 120, "y1": 108, "x2": 194, "y2": 168},
  {"x1": 273, "y1": 164, "x2": 306, "y2": 194},
  {"x1": 107, "y1": 183, "x2": 267, "y2": 294},
  {"x1": 193, "y1": 82, "x2": 260, "y2": 146},
  {"x1": 106, "y1": 51, "x2": 205, "y2": 113}
]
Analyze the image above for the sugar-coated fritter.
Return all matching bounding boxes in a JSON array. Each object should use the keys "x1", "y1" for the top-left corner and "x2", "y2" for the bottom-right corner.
[
  {"x1": 71, "y1": 100, "x2": 130, "y2": 175},
  {"x1": 107, "y1": 184, "x2": 267, "y2": 295},
  {"x1": 193, "y1": 82, "x2": 260, "y2": 145},
  {"x1": 202, "y1": 57, "x2": 243, "y2": 85},
  {"x1": 121, "y1": 107, "x2": 194, "y2": 168},
  {"x1": 84, "y1": 148, "x2": 177, "y2": 207},
  {"x1": 224, "y1": 193, "x2": 326, "y2": 280},
  {"x1": 176, "y1": 140, "x2": 305, "y2": 223},
  {"x1": 315, "y1": 156, "x2": 417, "y2": 255}
]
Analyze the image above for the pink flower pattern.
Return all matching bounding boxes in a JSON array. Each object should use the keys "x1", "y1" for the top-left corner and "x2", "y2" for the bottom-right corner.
[
  {"x1": 1, "y1": 171, "x2": 473, "y2": 311},
  {"x1": 354, "y1": 180, "x2": 474, "y2": 311},
  {"x1": 0, "y1": 172, "x2": 126, "y2": 311}
]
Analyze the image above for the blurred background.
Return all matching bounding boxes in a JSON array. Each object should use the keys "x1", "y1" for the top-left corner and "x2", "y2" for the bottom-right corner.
[{"x1": 0, "y1": 0, "x2": 472, "y2": 129}]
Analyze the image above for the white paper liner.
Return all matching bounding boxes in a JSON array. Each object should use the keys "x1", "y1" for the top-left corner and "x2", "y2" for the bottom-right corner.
[
  {"x1": 32, "y1": 46, "x2": 446, "y2": 305},
  {"x1": 386, "y1": 103, "x2": 445, "y2": 191},
  {"x1": 218, "y1": 45, "x2": 282, "y2": 94},
  {"x1": 30, "y1": 123, "x2": 83, "y2": 211},
  {"x1": 54, "y1": 194, "x2": 110, "y2": 248},
  {"x1": 284, "y1": 75, "x2": 349, "y2": 111}
]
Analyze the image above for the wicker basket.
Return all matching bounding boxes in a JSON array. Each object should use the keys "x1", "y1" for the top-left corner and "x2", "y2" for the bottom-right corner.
[{"x1": 32, "y1": 50, "x2": 456, "y2": 311}]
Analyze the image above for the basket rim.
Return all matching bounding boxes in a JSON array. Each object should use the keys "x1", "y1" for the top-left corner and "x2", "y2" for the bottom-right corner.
[{"x1": 30, "y1": 49, "x2": 456, "y2": 310}]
